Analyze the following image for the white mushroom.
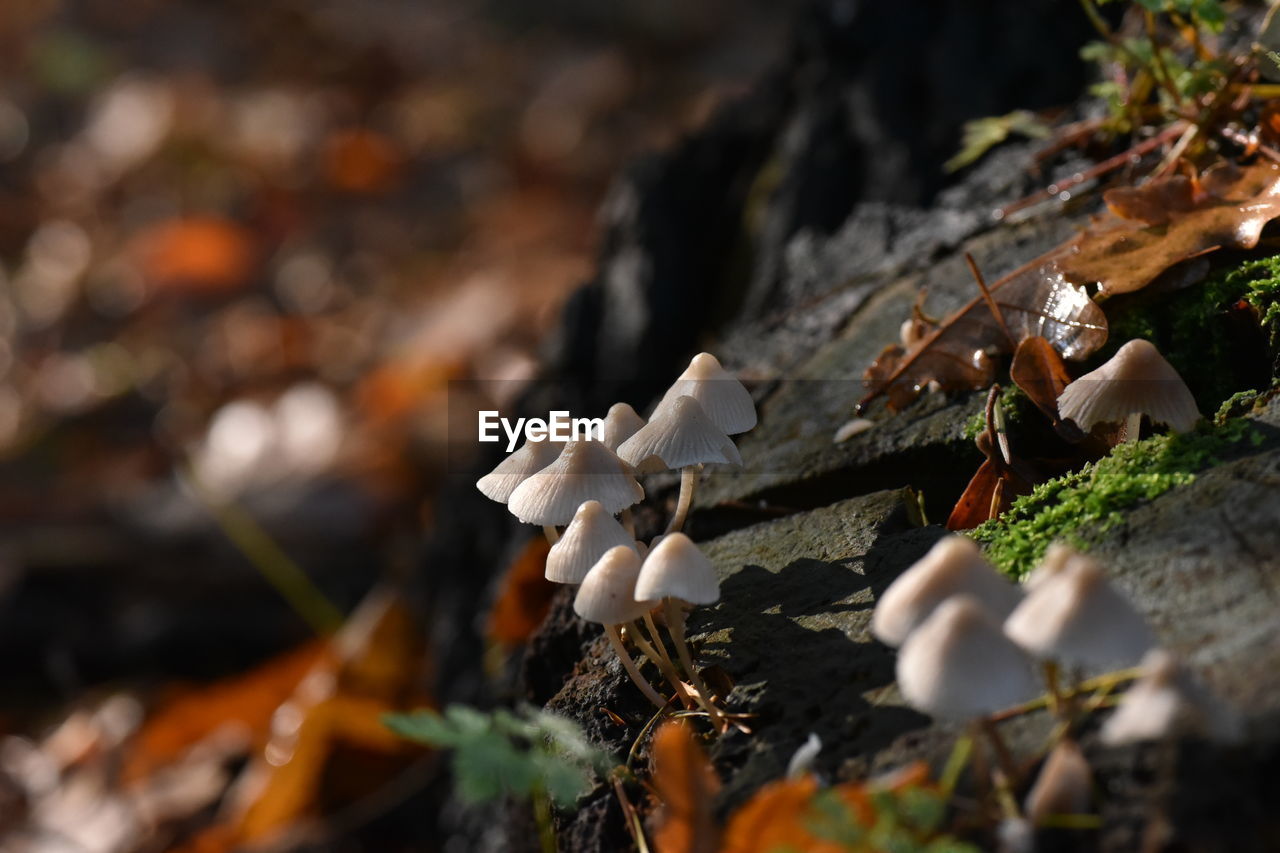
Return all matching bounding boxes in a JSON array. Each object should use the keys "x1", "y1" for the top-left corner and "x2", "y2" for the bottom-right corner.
[
  {"x1": 654, "y1": 352, "x2": 756, "y2": 435},
  {"x1": 601, "y1": 403, "x2": 646, "y2": 451},
  {"x1": 507, "y1": 440, "x2": 644, "y2": 541},
  {"x1": 1004, "y1": 556, "x2": 1154, "y2": 672},
  {"x1": 574, "y1": 546, "x2": 665, "y2": 709},
  {"x1": 1100, "y1": 650, "x2": 1242, "y2": 745},
  {"x1": 545, "y1": 500, "x2": 638, "y2": 585},
  {"x1": 617, "y1": 395, "x2": 741, "y2": 533},
  {"x1": 475, "y1": 436, "x2": 560, "y2": 503},
  {"x1": 633, "y1": 533, "x2": 726, "y2": 726},
  {"x1": 872, "y1": 535, "x2": 1022, "y2": 648},
  {"x1": 1056, "y1": 339, "x2": 1200, "y2": 443},
  {"x1": 896, "y1": 595, "x2": 1038, "y2": 721},
  {"x1": 1023, "y1": 739, "x2": 1092, "y2": 826}
]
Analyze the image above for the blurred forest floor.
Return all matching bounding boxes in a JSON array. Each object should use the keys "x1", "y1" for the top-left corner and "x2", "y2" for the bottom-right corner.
[{"x1": 0, "y1": 0, "x2": 792, "y2": 849}]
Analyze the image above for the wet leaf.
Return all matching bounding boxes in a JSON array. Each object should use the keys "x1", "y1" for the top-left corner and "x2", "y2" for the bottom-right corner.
[
  {"x1": 1062, "y1": 162, "x2": 1280, "y2": 297},
  {"x1": 650, "y1": 719, "x2": 719, "y2": 853},
  {"x1": 861, "y1": 252, "x2": 1108, "y2": 410}
]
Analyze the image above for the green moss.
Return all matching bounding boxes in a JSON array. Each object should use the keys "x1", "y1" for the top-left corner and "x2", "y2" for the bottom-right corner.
[
  {"x1": 1105, "y1": 253, "x2": 1280, "y2": 412},
  {"x1": 970, "y1": 419, "x2": 1262, "y2": 578},
  {"x1": 962, "y1": 385, "x2": 1028, "y2": 440}
]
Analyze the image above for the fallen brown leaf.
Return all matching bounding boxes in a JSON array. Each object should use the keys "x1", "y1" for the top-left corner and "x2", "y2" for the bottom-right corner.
[
  {"x1": 1062, "y1": 161, "x2": 1280, "y2": 297},
  {"x1": 486, "y1": 536, "x2": 556, "y2": 648}
]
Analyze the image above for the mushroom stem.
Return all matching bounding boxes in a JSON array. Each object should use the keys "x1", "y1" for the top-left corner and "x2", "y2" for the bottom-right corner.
[
  {"x1": 628, "y1": 618, "x2": 696, "y2": 710},
  {"x1": 664, "y1": 597, "x2": 726, "y2": 728},
  {"x1": 980, "y1": 717, "x2": 1020, "y2": 787},
  {"x1": 542, "y1": 525, "x2": 560, "y2": 545},
  {"x1": 1122, "y1": 411, "x2": 1143, "y2": 444},
  {"x1": 619, "y1": 508, "x2": 636, "y2": 538},
  {"x1": 1043, "y1": 661, "x2": 1070, "y2": 720},
  {"x1": 605, "y1": 623, "x2": 667, "y2": 709},
  {"x1": 666, "y1": 465, "x2": 699, "y2": 534}
]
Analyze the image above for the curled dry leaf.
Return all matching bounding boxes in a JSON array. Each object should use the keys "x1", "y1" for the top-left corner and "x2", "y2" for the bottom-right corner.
[
  {"x1": 862, "y1": 252, "x2": 1107, "y2": 410},
  {"x1": 1009, "y1": 335, "x2": 1073, "y2": 425},
  {"x1": 650, "y1": 719, "x2": 720, "y2": 853},
  {"x1": 1062, "y1": 161, "x2": 1280, "y2": 297}
]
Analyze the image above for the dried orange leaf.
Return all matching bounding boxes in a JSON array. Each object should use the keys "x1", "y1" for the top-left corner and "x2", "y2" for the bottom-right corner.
[
  {"x1": 132, "y1": 217, "x2": 256, "y2": 294},
  {"x1": 651, "y1": 719, "x2": 720, "y2": 853}
]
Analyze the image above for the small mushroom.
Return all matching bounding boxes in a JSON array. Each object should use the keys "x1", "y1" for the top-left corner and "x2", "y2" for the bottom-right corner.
[
  {"x1": 507, "y1": 439, "x2": 644, "y2": 542},
  {"x1": 574, "y1": 545, "x2": 665, "y2": 709},
  {"x1": 633, "y1": 532, "x2": 727, "y2": 727},
  {"x1": 872, "y1": 535, "x2": 1022, "y2": 648},
  {"x1": 617, "y1": 395, "x2": 741, "y2": 533},
  {"x1": 1023, "y1": 739, "x2": 1092, "y2": 826},
  {"x1": 654, "y1": 352, "x2": 756, "y2": 435},
  {"x1": 1056, "y1": 339, "x2": 1200, "y2": 443},
  {"x1": 1023, "y1": 541, "x2": 1084, "y2": 590},
  {"x1": 1004, "y1": 555, "x2": 1154, "y2": 672},
  {"x1": 896, "y1": 595, "x2": 1038, "y2": 721},
  {"x1": 1100, "y1": 649, "x2": 1242, "y2": 745},
  {"x1": 601, "y1": 403, "x2": 646, "y2": 451},
  {"x1": 545, "y1": 500, "x2": 638, "y2": 584},
  {"x1": 475, "y1": 436, "x2": 560, "y2": 503}
]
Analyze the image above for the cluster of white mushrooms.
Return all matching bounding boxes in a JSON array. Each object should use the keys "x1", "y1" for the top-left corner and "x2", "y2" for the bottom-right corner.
[
  {"x1": 476, "y1": 352, "x2": 756, "y2": 722},
  {"x1": 873, "y1": 535, "x2": 1240, "y2": 827}
]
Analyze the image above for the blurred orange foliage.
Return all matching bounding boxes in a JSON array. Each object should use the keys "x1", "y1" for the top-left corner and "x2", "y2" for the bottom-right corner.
[
  {"x1": 486, "y1": 535, "x2": 556, "y2": 648},
  {"x1": 651, "y1": 719, "x2": 720, "y2": 853},
  {"x1": 132, "y1": 217, "x2": 257, "y2": 294}
]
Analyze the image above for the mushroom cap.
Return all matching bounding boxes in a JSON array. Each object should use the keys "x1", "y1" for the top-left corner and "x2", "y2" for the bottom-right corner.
[
  {"x1": 601, "y1": 403, "x2": 646, "y2": 451},
  {"x1": 616, "y1": 396, "x2": 742, "y2": 474},
  {"x1": 1100, "y1": 650, "x2": 1242, "y2": 745},
  {"x1": 1024, "y1": 739, "x2": 1092, "y2": 825},
  {"x1": 634, "y1": 532, "x2": 720, "y2": 604},
  {"x1": 546, "y1": 500, "x2": 638, "y2": 584},
  {"x1": 475, "y1": 437, "x2": 561, "y2": 503},
  {"x1": 872, "y1": 535, "x2": 1022, "y2": 648},
  {"x1": 655, "y1": 352, "x2": 756, "y2": 435},
  {"x1": 1023, "y1": 541, "x2": 1085, "y2": 591},
  {"x1": 507, "y1": 440, "x2": 644, "y2": 525},
  {"x1": 573, "y1": 545, "x2": 655, "y2": 625},
  {"x1": 1004, "y1": 557, "x2": 1154, "y2": 670},
  {"x1": 1056, "y1": 339, "x2": 1200, "y2": 433},
  {"x1": 896, "y1": 595, "x2": 1038, "y2": 721}
]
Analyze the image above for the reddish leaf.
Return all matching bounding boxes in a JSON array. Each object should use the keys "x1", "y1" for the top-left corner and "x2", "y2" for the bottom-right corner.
[{"x1": 946, "y1": 459, "x2": 1009, "y2": 531}]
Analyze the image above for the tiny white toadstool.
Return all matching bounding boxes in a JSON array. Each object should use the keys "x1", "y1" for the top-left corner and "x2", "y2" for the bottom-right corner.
[
  {"x1": 654, "y1": 352, "x2": 756, "y2": 435},
  {"x1": 574, "y1": 545, "x2": 665, "y2": 709},
  {"x1": 1056, "y1": 339, "x2": 1200, "y2": 443},
  {"x1": 1004, "y1": 556, "x2": 1154, "y2": 672},
  {"x1": 896, "y1": 595, "x2": 1038, "y2": 721},
  {"x1": 545, "y1": 500, "x2": 638, "y2": 584},
  {"x1": 1023, "y1": 541, "x2": 1084, "y2": 591},
  {"x1": 633, "y1": 532, "x2": 726, "y2": 726},
  {"x1": 1100, "y1": 649, "x2": 1242, "y2": 745},
  {"x1": 1023, "y1": 739, "x2": 1092, "y2": 826},
  {"x1": 617, "y1": 395, "x2": 741, "y2": 533},
  {"x1": 872, "y1": 535, "x2": 1022, "y2": 648},
  {"x1": 475, "y1": 436, "x2": 560, "y2": 504},
  {"x1": 601, "y1": 403, "x2": 646, "y2": 451},
  {"x1": 507, "y1": 440, "x2": 644, "y2": 542}
]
